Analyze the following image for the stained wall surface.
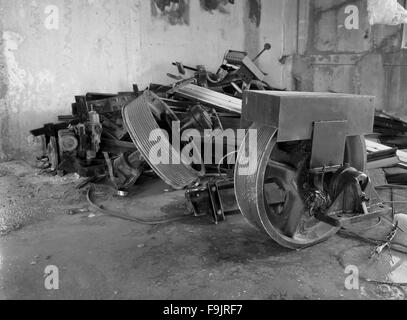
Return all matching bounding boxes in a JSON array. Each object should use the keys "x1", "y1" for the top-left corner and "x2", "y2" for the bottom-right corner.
[
  {"x1": 294, "y1": 0, "x2": 407, "y2": 119},
  {"x1": 0, "y1": 0, "x2": 298, "y2": 160}
]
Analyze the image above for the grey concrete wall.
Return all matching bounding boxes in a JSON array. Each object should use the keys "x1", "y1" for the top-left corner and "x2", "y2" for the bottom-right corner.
[
  {"x1": 0, "y1": 0, "x2": 298, "y2": 161},
  {"x1": 294, "y1": 0, "x2": 407, "y2": 118}
]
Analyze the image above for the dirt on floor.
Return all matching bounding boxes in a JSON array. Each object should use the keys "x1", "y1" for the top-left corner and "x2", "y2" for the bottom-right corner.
[{"x1": 0, "y1": 161, "x2": 406, "y2": 300}]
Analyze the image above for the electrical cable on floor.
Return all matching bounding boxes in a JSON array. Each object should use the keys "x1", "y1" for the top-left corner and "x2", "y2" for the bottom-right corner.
[
  {"x1": 338, "y1": 182, "x2": 407, "y2": 254},
  {"x1": 333, "y1": 183, "x2": 407, "y2": 287},
  {"x1": 86, "y1": 184, "x2": 195, "y2": 225},
  {"x1": 337, "y1": 231, "x2": 407, "y2": 287},
  {"x1": 337, "y1": 245, "x2": 407, "y2": 288},
  {"x1": 339, "y1": 224, "x2": 407, "y2": 255}
]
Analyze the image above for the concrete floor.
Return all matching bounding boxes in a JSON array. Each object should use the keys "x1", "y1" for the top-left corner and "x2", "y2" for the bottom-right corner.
[{"x1": 0, "y1": 161, "x2": 406, "y2": 300}]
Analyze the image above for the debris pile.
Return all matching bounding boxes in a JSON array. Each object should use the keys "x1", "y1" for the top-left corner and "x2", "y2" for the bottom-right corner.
[{"x1": 29, "y1": 45, "x2": 407, "y2": 252}]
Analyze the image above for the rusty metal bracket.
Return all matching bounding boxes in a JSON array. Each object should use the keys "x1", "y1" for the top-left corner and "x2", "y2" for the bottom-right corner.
[
  {"x1": 186, "y1": 179, "x2": 239, "y2": 224},
  {"x1": 315, "y1": 166, "x2": 391, "y2": 227}
]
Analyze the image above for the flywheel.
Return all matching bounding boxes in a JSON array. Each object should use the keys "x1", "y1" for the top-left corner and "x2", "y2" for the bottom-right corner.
[{"x1": 234, "y1": 124, "x2": 366, "y2": 250}]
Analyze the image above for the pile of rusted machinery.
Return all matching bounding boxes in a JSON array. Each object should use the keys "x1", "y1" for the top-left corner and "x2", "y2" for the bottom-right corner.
[{"x1": 31, "y1": 45, "x2": 402, "y2": 250}]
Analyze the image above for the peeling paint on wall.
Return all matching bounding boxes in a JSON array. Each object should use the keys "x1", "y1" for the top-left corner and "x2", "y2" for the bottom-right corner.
[
  {"x1": 0, "y1": 28, "x2": 18, "y2": 161},
  {"x1": 248, "y1": 0, "x2": 261, "y2": 27},
  {"x1": 0, "y1": 28, "x2": 60, "y2": 160},
  {"x1": 1, "y1": 31, "x2": 27, "y2": 160},
  {"x1": 199, "y1": 0, "x2": 235, "y2": 14},
  {"x1": 2, "y1": 32, "x2": 30, "y2": 103},
  {"x1": 0, "y1": 38, "x2": 7, "y2": 100},
  {"x1": 151, "y1": 0, "x2": 190, "y2": 25}
]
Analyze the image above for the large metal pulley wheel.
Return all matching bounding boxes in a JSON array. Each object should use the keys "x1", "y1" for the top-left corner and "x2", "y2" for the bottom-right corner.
[
  {"x1": 234, "y1": 124, "x2": 366, "y2": 250},
  {"x1": 123, "y1": 91, "x2": 205, "y2": 190}
]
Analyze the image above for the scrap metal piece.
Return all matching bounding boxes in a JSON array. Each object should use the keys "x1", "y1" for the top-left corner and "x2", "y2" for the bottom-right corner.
[
  {"x1": 370, "y1": 222, "x2": 399, "y2": 259},
  {"x1": 180, "y1": 105, "x2": 213, "y2": 132},
  {"x1": 86, "y1": 111, "x2": 103, "y2": 161},
  {"x1": 58, "y1": 155, "x2": 107, "y2": 178},
  {"x1": 224, "y1": 50, "x2": 248, "y2": 65},
  {"x1": 234, "y1": 125, "x2": 349, "y2": 249},
  {"x1": 100, "y1": 139, "x2": 137, "y2": 154},
  {"x1": 123, "y1": 91, "x2": 201, "y2": 190},
  {"x1": 175, "y1": 62, "x2": 186, "y2": 75},
  {"x1": 208, "y1": 179, "x2": 240, "y2": 224},
  {"x1": 310, "y1": 120, "x2": 348, "y2": 173},
  {"x1": 174, "y1": 84, "x2": 242, "y2": 114},
  {"x1": 366, "y1": 139, "x2": 407, "y2": 164},
  {"x1": 47, "y1": 136, "x2": 59, "y2": 171},
  {"x1": 58, "y1": 129, "x2": 78, "y2": 157},
  {"x1": 237, "y1": 56, "x2": 265, "y2": 83},
  {"x1": 315, "y1": 166, "x2": 391, "y2": 227},
  {"x1": 113, "y1": 151, "x2": 145, "y2": 190},
  {"x1": 235, "y1": 90, "x2": 387, "y2": 250},
  {"x1": 87, "y1": 94, "x2": 137, "y2": 114},
  {"x1": 186, "y1": 185, "x2": 213, "y2": 217},
  {"x1": 30, "y1": 123, "x2": 69, "y2": 140},
  {"x1": 224, "y1": 49, "x2": 266, "y2": 83},
  {"x1": 243, "y1": 91, "x2": 375, "y2": 142},
  {"x1": 185, "y1": 178, "x2": 239, "y2": 224}
]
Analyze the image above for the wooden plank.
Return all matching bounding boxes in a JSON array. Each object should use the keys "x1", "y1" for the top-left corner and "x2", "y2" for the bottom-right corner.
[
  {"x1": 366, "y1": 139, "x2": 407, "y2": 164},
  {"x1": 367, "y1": 157, "x2": 400, "y2": 170}
]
